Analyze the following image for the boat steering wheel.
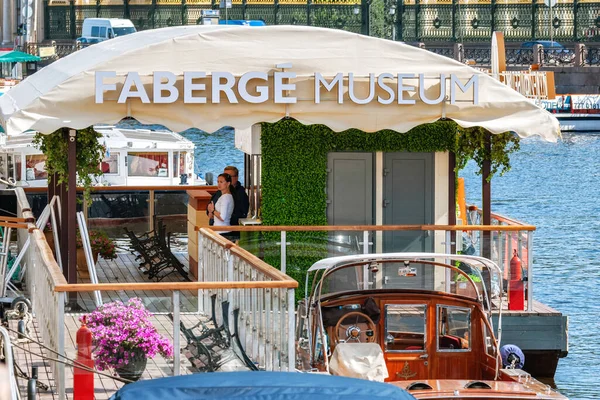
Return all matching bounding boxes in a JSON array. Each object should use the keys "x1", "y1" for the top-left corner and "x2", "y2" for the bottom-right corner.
[{"x1": 332, "y1": 311, "x2": 377, "y2": 345}]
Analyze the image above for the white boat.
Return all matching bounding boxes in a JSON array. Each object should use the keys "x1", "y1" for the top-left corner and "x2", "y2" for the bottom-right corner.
[
  {"x1": 541, "y1": 95, "x2": 600, "y2": 132},
  {"x1": 0, "y1": 125, "x2": 205, "y2": 188}
]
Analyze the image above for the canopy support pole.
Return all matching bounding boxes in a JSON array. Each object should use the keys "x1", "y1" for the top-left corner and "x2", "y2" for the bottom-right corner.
[
  {"x1": 448, "y1": 150, "x2": 456, "y2": 254},
  {"x1": 482, "y1": 131, "x2": 492, "y2": 259},
  {"x1": 67, "y1": 129, "x2": 78, "y2": 306}
]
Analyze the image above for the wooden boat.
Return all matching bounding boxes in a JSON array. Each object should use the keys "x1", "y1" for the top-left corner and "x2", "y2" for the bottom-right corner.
[{"x1": 295, "y1": 252, "x2": 567, "y2": 399}]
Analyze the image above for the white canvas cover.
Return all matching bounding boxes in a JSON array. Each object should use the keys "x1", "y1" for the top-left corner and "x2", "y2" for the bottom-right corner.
[
  {"x1": 329, "y1": 343, "x2": 389, "y2": 382},
  {"x1": 0, "y1": 25, "x2": 559, "y2": 141}
]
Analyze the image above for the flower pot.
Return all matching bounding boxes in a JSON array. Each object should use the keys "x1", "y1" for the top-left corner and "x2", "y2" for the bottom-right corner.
[
  {"x1": 76, "y1": 248, "x2": 99, "y2": 279},
  {"x1": 115, "y1": 351, "x2": 147, "y2": 382}
]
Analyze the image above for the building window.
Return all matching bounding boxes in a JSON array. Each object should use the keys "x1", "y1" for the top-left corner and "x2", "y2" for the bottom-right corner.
[
  {"x1": 100, "y1": 153, "x2": 119, "y2": 175},
  {"x1": 25, "y1": 154, "x2": 48, "y2": 181},
  {"x1": 127, "y1": 152, "x2": 169, "y2": 177}
]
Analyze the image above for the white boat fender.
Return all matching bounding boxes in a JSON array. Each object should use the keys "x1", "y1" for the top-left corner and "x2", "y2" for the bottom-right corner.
[{"x1": 500, "y1": 344, "x2": 525, "y2": 369}]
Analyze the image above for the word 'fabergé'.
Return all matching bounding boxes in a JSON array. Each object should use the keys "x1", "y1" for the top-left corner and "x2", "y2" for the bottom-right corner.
[{"x1": 95, "y1": 65, "x2": 479, "y2": 106}]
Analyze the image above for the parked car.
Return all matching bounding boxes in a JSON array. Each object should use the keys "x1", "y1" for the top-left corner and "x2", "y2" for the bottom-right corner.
[
  {"x1": 521, "y1": 40, "x2": 574, "y2": 65},
  {"x1": 521, "y1": 40, "x2": 564, "y2": 49},
  {"x1": 77, "y1": 18, "x2": 136, "y2": 45}
]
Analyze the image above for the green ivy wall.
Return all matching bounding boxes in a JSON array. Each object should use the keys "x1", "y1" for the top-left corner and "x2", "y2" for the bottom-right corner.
[{"x1": 258, "y1": 119, "x2": 463, "y2": 298}]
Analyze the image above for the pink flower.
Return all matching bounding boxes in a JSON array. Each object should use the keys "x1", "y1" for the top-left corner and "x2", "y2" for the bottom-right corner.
[{"x1": 82, "y1": 298, "x2": 173, "y2": 370}]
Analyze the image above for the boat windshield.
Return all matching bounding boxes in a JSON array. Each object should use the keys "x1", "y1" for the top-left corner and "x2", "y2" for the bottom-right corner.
[{"x1": 310, "y1": 254, "x2": 502, "y2": 311}]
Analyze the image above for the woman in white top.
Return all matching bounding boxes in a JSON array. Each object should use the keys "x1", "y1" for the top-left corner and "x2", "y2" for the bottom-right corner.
[{"x1": 212, "y1": 173, "x2": 235, "y2": 238}]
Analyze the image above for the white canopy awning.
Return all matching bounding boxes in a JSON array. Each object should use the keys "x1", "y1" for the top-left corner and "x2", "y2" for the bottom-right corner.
[{"x1": 0, "y1": 25, "x2": 560, "y2": 141}]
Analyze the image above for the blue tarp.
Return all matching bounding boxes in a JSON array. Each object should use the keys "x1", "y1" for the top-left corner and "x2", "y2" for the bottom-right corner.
[
  {"x1": 219, "y1": 20, "x2": 266, "y2": 26},
  {"x1": 110, "y1": 371, "x2": 416, "y2": 400}
]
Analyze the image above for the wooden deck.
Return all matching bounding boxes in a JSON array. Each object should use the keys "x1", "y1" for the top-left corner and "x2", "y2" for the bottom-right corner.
[{"x1": 75, "y1": 252, "x2": 197, "y2": 313}]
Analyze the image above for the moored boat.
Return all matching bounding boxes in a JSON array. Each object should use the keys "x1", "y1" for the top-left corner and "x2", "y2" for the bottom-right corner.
[
  {"x1": 0, "y1": 125, "x2": 204, "y2": 188},
  {"x1": 295, "y1": 252, "x2": 567, "y2": 399}
]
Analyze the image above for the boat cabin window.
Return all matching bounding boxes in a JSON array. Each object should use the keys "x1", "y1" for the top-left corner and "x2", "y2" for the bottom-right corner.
[
  {"x1": 437, "y1": 305, "x2": 471, "y2": 351},
  {"x1": 173, "y1": 151, "x2": 188, "y2": 177},
  {"x1": 384, "y1": 304, "x2": 426, "y2": 352},
  {"x1": 127, "y1": 152, "x2": 169, "y2": 177},
  {"x1": 9, "y1": 154, "x2": 22, "y2": 181},
  {"x1": 25, "y1": 154, "x2": 48, "y2": 181},
  {"x1": 100, "y1": 153, "x2": 119, "y2": 174},
  {"x1": 0, "y1": 154, "x2": 6, "y2": 179}
]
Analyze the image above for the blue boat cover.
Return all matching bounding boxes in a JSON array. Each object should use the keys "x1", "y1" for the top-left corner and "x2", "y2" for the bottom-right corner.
[{"x1": 110, "y1": 371, "x2": 416, "y2": 400}]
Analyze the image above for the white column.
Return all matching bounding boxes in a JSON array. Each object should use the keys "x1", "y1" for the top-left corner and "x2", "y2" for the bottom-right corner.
[{"x1": 2, "y1": 0, "x2": 12, "y2": 45}]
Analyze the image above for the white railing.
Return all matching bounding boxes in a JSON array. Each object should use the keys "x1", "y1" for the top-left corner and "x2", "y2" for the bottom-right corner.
[
  {"x1": 210, "y1": 222, "x2": 535, "y2": 313},
  {"x1": 198, "y1": 228, "x2": 296, "y2": 371},
  {"x1": 13, "y1": 190, "x2": 298, "y2": 397},
  {"x1": 493, "y1": 71, "x2": 551, "y2": 103},
  {"x1": 16, "y1": 189, "x2": 67, "y2": 399}
]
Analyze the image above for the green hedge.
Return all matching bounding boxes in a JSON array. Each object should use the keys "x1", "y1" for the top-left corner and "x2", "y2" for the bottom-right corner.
[{"x1": 258, "y1": 119, "x2": 462, "y2": 300}]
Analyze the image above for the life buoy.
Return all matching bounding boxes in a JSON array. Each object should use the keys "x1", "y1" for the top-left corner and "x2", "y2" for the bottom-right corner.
[{"x1": 500, "y1": 344, "x2": 525, "y2": 369}]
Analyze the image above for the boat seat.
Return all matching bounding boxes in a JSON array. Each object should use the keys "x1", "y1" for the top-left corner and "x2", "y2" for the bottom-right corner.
[
  {"x1": 439, "y1": 335, "x2": 463, "y2": 349},
  {"x1": 329, "y1": 342, "x2": 389, "y2": 382}
]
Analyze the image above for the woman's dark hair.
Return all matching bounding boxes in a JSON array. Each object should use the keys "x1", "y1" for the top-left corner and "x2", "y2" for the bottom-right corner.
[
  {"x1": 218, "y1": 172, "x2": 239, "y2": 208},
  {"x1": 217, "y1": 173, "x2": 233, "y2": 193}
]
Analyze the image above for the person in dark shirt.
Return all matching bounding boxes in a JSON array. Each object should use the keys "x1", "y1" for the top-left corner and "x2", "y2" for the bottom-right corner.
[{"x1": 207, "y1": 166, "x2": 249, "y2": 227}]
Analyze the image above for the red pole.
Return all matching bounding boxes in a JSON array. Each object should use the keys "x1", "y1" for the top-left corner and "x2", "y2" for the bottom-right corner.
[{"x1": 74, "y1": 316, "x2": 94, "y2": 400}]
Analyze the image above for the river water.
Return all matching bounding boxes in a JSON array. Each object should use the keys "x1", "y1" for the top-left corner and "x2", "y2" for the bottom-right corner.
[
  {"x1": 460, "y1": 132, "x2": 600, "y2": 400},
  {"x1": 186, "y1": 127, "x2": 598, "y2": 399}
]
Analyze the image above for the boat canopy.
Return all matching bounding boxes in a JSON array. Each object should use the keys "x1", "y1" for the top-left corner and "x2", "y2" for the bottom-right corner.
[
  {"x1": 0, "y1": 25, "x2": 559, "y2": 141},
  {"x1": 306, "y1": 253, "x2": 503, "y2": 311},
  {"x1": 109, "y1": 371, "x2": 416, "y2": 400}
]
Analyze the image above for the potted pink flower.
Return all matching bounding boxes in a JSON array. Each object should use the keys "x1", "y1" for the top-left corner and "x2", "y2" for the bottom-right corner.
[{"x1": 83, "y1": 298, "x2": 173, "y2": 381}]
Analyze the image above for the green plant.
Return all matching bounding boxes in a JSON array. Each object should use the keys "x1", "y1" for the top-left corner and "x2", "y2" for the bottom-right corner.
[
  {"x1": 455, "y1": 127, "x2": 520, "y2": 181},
  {"x1": 32, "y1": 127, "x2": 105, "y2": 202},
  {"x1": 455, "y1": 273, "x2": 482, "y2": 283},
  {"x1": 46, "y1": 223, "x2": 117, "y2": 260},
  {"x1": 77, "y1": 230, "x2": 117, "y2": 260}
]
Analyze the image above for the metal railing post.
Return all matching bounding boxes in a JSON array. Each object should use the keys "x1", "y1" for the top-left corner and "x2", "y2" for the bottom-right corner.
[
  {"x1": 198, "y1": 230, "x2": 203, "y2": 314},
  {"x1": 362, "y1": 230, "x2": 369, "y2": 254},
  {"x1": 527, "y1": 232, "x2": 533, "y2": 311},
  {"x1": 227, "y1": 252, "x2": 234, "y2": 328},
  {"x1": 149, "y1": 189, "x2": 155, "y2": 232},
  {"x1": 57, "y1": 292, "x2": 65, "y2": 400},
  {"x1": 287, "y1": 289, "x2": 295, "y2": 371},
  {"x1": 280, "y1": 231, "x2": 286, "y2": 274},
  {"x1": 172, "y1": 290, "x2": 180, "y2": 375}
]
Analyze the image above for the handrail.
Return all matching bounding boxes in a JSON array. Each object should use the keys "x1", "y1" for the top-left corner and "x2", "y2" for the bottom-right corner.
[
  {"x1": 202, "y1": 224, "x2": 536, "y2": 232},
  {"x1": 32, "y1": 229, "x2": 68, "y2": 286},
  {"x1": 200, "y1": 228, "x2": 293, "y2": 282},
  {"x1": 23, "y1": 185, "x2": 218, "y2": 193},
  {"x1": 490, "y1": 212, "x2": 529, "y2": 226},
  {"x1": 54, "y1": 280, "x2": 298, "y2": 292}
]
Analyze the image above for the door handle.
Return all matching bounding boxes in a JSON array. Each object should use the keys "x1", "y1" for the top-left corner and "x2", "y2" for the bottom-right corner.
[
  {"x1": 419, "y1": 354, "x2": 428, "y2": 359},
  {"x1": 383, "y1": 200, "x2": 390, "y2": 208}
]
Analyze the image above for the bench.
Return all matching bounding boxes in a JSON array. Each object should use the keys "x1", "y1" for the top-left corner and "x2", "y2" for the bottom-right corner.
[{"x1": 125, "y1": 221, "x2": 190, "y2": 282}]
